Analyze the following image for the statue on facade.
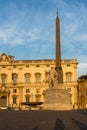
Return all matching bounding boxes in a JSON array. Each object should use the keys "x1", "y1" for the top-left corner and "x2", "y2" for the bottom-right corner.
[
  {"x1": 45, "y1": 67, "x2": 58, "y2": 87},
  {"x1": 0, "y1": 53, "x2": 14, "y2": 63}
]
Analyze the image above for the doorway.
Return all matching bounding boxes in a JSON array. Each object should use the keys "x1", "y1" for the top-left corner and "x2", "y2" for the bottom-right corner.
[{"x1": 0, "y1": 96, "x2": 7, "y2": 107}]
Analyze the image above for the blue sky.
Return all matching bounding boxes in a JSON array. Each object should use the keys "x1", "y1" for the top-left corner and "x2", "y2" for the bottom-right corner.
[{"x1": 0, "y1": 0, "x2": 87, "y2": 77}]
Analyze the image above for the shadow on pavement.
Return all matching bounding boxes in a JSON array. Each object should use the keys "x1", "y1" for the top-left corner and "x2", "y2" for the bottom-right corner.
[
  {"x1": 32, "y1": 127, "x2": 38, "y2": 130},
  {"x1": 54, "y1": 118, "x2": 65, "y2": 130},
  {"x1": 72, "y1": 118, "x2": 87, "y2": 130},
  {"x1": 76, "y1": 110, "x2": 87, "y2": 116}
]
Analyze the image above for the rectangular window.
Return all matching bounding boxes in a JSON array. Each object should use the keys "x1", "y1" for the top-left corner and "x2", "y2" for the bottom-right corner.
[
  {"x1": 13, "y1": 97, "x2": 17, "y2": 104},
  {"x1": 13, "y1": 78, "x2": 17, "y2": 84},
  {"x1": 46, "y1": 64, "x2": 50, "y2": 67},
  {"x1": 35, "y1": 74, "x2": 41, "y2": 83},
  {"x1": 36, "y1": 65, "x2": 40, "y2": 67},
  {"x1": 25, "y1": 73, "x2": 31, "y2": 83},
  {"x1": 66, "y1": 77, "x2": 71, "y2": 82},
  {"x1": 36, "y1": 89, "x2": 40, "y2": 93},
  {"x1": 1, "y1": 74, "x2": 6, "y2": 84},
  {"x1": 13, "y1": 89, "x2": 17, "y2": 93},
  {"x1": 26, "y1": 89, "x2": 30, "y2": 93},
  {"x1": 67, "y1": 64, "x2": 71, "y2": 67},
  {"x1": 26, "y1": 65, "x2": 29, "y2": 68},
  {"x1": 2, "y1": 66, "x2": 6, "y2": 68},
  {"x1": 12, "y1": 74, "x2": 18, "y2": 84},
  {"x1": 13, "y1": 65, "x2": 16, "y2": 68},
  {"x1": 66, "y1": 73, "x2": 72, "y2": 82},
  {"x1": 25, "y1": 77, "x2": 30, "y2": 83},
  {"x1": 36, "y1": 77, "x2": 40, "y2": 82}
]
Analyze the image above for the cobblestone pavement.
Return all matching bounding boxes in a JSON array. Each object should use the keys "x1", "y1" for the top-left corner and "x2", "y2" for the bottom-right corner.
[{"x1": 0, "y1": 110, "x2": 87, "y2": 130}]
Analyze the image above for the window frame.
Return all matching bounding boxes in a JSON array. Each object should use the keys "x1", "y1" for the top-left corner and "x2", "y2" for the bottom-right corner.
[
  {"x1": 66, "y1": 72, "x2": 72, "y2": 82},
  {"x1": 35, "y1": 73, "x2": 41, "y2": 83},
  {"x1": 1, "y1": 74, "x2": 7, "y2": 84},
  {"x1": 13, "y1": 96, "x2": 17, "y2": 104},
  {"x1": 12, "y1": 73, "x2": 18, "y2": 84},
  {"x1": 25, "y1": 73, "x2": 31, "y2": 83}
]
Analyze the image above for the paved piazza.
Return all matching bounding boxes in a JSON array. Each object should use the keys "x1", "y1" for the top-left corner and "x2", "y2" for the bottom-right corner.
[{"x1": 0, "y1": 110, "x2": 87, "y2": 130}]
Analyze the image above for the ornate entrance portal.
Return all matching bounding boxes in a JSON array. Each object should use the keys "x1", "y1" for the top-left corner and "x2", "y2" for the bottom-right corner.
[
  {"x1": 0, "y1": 96, "x2": 7, "y2": 107},
  {"x1": 0, "y1": 87, "x2": 10, "y2": 108}
]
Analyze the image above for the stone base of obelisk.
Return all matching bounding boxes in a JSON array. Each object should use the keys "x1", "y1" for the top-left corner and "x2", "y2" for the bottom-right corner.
[{"x1": 43, "y1": 86, "x2": 72, "y2": 110}]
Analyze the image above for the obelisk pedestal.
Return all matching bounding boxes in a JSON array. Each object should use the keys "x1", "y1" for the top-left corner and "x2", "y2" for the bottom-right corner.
[{"x1": 43, "y1": 86, "x2": 72, "y2": 110}]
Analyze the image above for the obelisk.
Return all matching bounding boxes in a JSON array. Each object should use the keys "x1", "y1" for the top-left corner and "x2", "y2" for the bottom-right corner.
[
  {"x1": 56, "y1": 9, "x2": 63, "y2": 83},
  {"x1": 43, "y1": 10, "x2": 72, "y2": 110}
]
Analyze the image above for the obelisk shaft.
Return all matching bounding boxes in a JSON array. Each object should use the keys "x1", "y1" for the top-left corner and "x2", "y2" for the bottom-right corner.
[
  {"x1": 56, "y1": 11, "x2": 63, "y2": 83},
  {"x1": 56, "y1": 15, "x2": 61, "y2": 67}
]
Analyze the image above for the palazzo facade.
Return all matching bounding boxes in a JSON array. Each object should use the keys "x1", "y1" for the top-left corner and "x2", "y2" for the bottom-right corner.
[
  {"x1": 77, "y1": 75, "x2": 87, "y2": 109},
  {"x1": 0, "y1": 53, "x2": 78, "y2": 110}
]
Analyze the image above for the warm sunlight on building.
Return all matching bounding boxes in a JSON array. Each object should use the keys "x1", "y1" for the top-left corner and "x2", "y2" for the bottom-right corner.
[
  {"x1": 77, "y1": 74, "x2": 87, "y2": 109},
  {"x1": 0, "y1": 53, "x2": 78, "y2": 110}
]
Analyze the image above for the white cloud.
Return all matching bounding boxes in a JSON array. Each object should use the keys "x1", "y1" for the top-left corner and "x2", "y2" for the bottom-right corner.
[
  {"x1": 0, "y1": 0, "x2": 87, "y2": 63},
  {"x1": 58, "y1": 0, "x2": 87, "y2": 63},
  {"x1": 0, "y1": 26, "x2": 24, "y2": 45},
  {"x1": 0, "y1": 23, "x2": 54, "y2": 46},
  {"x1": 74, "y1": 34, "x2": 87, "y2": 42}
]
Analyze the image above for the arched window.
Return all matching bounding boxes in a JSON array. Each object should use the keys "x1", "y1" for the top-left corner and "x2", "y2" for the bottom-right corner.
[
  {"x1": 0, "y1": 96, "x2": 7, "y2": 106},
  {"x1": 66, "y1": 72, "x2": 72, "y2": 82},
  {"x1": 35, "y1": 73, "x2": 41, "y2": 83},
  {"x1": 1, "y1": 74, "x2": 7, "y2": 84},
  {"x1": 12, "y1": 73, "x2": 18, "y2": 84},
  {"x1": 25, "y1": 73, "x2": 31, "y2": 83}
]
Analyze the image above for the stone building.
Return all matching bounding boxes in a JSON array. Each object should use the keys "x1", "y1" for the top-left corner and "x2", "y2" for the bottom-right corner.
[
  {"x1": 0, "y1": 53, "x2": 78, "y2": 109},
  {"x1": 77, "y1": 74, "x2": 87, "y2": 109}
]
